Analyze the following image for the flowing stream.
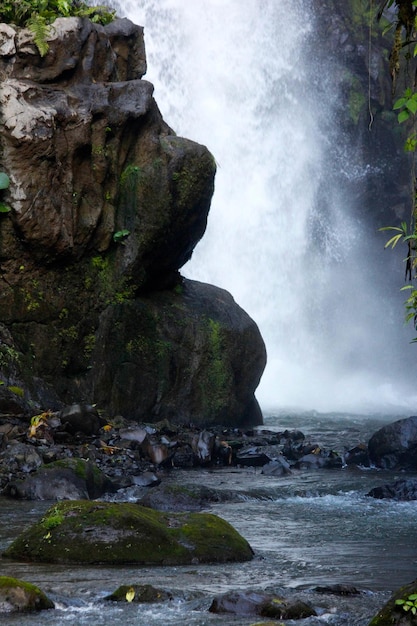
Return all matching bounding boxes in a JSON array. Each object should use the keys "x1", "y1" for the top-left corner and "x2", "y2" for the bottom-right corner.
[{"x1": 1, "y1": 412, "x2": 417, "y2": 625}]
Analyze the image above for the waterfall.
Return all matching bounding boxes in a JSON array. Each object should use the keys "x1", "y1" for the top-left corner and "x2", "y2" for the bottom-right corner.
[{"x1": 119, "y1": 0, "x2": 417, "y2": 414}]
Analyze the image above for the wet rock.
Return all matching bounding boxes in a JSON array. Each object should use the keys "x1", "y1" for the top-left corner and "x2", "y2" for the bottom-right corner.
[
  {"x1": 191, "y1": 430, "x2": 216, "y2": 464},
  {"x1": 59, "y1": 404, "x2": 103, "y2": 436},
  {"x1": 0, "y1": 442, "x2": 43, "y2": 473},
  {"x1": 0, "y1": 576, "x2": 54, "y2": 613},
  {"x1": 261, "y1": 456, "x2": 291, "y2": 476},
  {"x1": 105, "y1": 583, "x2": 173, "y2": 603},
  {"x1": 3, "y1": 500, "x2": 254, "y2": 565},
  {"x1": 138, "y1": 483, "x2": 234, "y2": 512},
  {"x1": 3, "y1": 458, "x2": 118, "y2": 500},
  {"x1": 314, "y1": 583, "x2": 361, "y2": 595},
  {"x1": 131, "y1": 472, "x2": 160, "y2": 487},
  {"x1": 208, "y1": 590, "x2": 316, "y2": 620},
  {"x1": 344, "y1": 443, "x2": 371, "y2": 467},
  {"x1": 236, "y1": 447, "x2": 272, "y2": 467},
  {"x1": 366, "y1": 478, "x2": 417, "y2": 501},
  {"x1": 294, "y1": 449, "x2": 343, "y2": 470},
  {"x1": 368, "y1": 416, "x2": 417, "y2": 470},
  {"x1": 118, "y1": 427, "x2": 148, "y2": 444}
]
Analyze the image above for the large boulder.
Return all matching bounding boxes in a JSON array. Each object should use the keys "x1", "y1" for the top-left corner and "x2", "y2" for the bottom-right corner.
[
  {"x1": 368, "y1": 416, "x2": 417, "y2": 470},
  {"x1": 0, "y1": 17, "x2": 265, "y2": 427},
  {"x1": 91, "y1": 279, "x2": 266, "y2": 426},
  {"x1": 3, "y1": 500, "x2": 254, "y2": 565}
]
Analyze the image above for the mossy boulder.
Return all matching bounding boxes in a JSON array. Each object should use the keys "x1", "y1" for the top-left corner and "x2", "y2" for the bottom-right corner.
[
  {"x1": 105, "y1": 583, "x2": 173, "y2": 603},
  {"x1": 91, "y1": 279, "x2": 266, "y2": 427},
  {"x1": 4, "y1": 458, "x2": 118, "y2": 500},
  {"x1": 0, "y1": 576, "x2": 54, "y2": 613},
  {"x1": 3, "y1": 500, "x2": 254, "y2": 565},
  {"x1": 369, "y1": 579, "x2": 417, "y2": 625}
]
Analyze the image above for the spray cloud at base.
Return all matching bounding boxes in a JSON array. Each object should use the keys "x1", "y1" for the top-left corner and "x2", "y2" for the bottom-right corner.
[{"x1": 120, "y1": 0, "x2": 417, "y2": 414}]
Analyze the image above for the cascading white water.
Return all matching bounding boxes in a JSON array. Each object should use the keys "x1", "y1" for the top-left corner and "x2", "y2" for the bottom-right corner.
[{"x1": 119, "y1": 0, "x2": 417, "y2": 414}]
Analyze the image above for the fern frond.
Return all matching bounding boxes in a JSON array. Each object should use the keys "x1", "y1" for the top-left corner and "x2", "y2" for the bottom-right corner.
[{"x1": 27, "y1": 15, "x2": 50, "y2": 57}]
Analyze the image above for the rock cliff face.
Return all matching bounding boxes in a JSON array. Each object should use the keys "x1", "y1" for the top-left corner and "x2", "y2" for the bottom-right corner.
[{"x1": 0, "y1": 17, "x2": 266, "y2": 426}]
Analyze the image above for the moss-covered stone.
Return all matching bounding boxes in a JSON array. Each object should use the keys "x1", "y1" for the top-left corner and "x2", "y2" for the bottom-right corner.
[
  {"x1": 3, "y1": 500, "x2": 254, "y2": 565},
  {"x1": 369, "y1": 580, "x2": 417, "y2": 625},
  {"x1": 5, "y1": 458, "x2": 116, "y2": 500},
  {"x1": 105, "y1": 583, "x2": 173, "y2": 603},
  {"x1": 0, "y1": 576, "x2": 54, "y2": 613}
]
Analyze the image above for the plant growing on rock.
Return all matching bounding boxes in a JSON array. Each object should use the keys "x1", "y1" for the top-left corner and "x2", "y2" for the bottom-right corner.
[
  {"x1": 395, "y1": 593, "x2": 417, "y2": 615},
  {"x1": 0, "y1": 172, "x2": 10, "y2": 213},
  {"x1": 0, "y1": 0, "x2": 116, "y2": 56},
  {"x1": 377, "y1": 1, "x2": 417, "y2": 338}
]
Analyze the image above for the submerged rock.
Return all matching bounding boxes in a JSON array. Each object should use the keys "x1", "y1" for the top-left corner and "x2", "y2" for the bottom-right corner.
[
  {"x1": 366, "y1": 478, "x2": 417, "y2": 501},
  {"x1": 138, "y1": 483, "x2": 234, "y2": 512},
  {"x1": 208, "y1": 590, "x2": 316, "y2": 620},
  {"x1": 0, "y1": 576, "x2": 54, "y2": 613},
  {"x1": 105, "y1": 584, "x2": 173, "y2": 603},
  {"x1": 3, "y1": 500, "x2": 254, "y2": 565}
]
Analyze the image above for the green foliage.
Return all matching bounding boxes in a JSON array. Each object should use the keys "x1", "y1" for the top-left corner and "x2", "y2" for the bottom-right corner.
[
  {"x1": 394, "y1": 88, "x2": 417, "y2": 125},
  {"x1": 0, "y1": 171, "x2": 11, "y2": 213},
  {"x1": 113, "y1": 229, "x2": 130, "y2": 244},
  {"x1": 0, "y1": 344, "x2": 20, "y2": 368},
  {"x1": 395, "y1": 593, "x2": 417, "y2": 614},
  {"x1": 379, "y1": 1, "x2": 417, "y2": 338},
  {"x1": 0, "y1": 0, "x2": 116, "y2": 57}
]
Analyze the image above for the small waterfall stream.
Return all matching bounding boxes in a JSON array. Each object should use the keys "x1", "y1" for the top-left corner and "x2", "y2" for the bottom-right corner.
[{"x1": 118, "y1": 0, "x2": 417, "y2": 413}]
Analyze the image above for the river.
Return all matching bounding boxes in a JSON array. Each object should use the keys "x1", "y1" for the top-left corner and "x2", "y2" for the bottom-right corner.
[{"x1": 1, "y1": 410, "x2": 416, "y2": 625}]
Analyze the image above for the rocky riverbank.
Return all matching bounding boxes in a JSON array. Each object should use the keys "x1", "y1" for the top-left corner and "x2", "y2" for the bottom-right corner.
[{"x1": 2, "y1": 404, "x2": 417, "y2": 504}]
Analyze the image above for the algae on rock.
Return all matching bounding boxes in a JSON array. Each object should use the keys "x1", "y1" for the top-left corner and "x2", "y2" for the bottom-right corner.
[{"x1": 3, "y1": 500, "x2": 254, "y2": 566}]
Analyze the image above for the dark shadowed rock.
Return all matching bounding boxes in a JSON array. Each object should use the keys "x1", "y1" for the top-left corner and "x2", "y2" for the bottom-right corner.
[
  {"x1": 0, "y1": 17, "x2": 265, "y2": 429},
  {"x1": 208, "y1": 590, "x2": 316, "y2": 620},
  {"x1": 261, "y1": 456, "x2": 291, "y2": 476},
  {"x1": 344, "y1": 443, "x2": 371, "y2": 467},
  {"x1": 59, "y1": 404, "x2": 103, "y2": 435},
  {"x1": 368, "y1": 416, "x2": 417, "y2": 470},
  {"x1": 366, "y1": 478, "x2": 417, "y2": 501},
  {"x1": 91, "y1": 279, "x2": 266, "y2": 427},
  {"x1": 138, "y1": 483, "x2": 234, "y2": 512}
]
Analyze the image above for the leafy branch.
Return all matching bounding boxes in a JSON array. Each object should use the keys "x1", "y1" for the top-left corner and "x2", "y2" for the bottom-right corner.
[{"x1": 0, "y1": 1, "x2": 116, "y2": 57}]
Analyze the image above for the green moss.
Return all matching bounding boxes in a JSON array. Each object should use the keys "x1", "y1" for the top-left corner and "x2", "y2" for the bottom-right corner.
[
  {"x1": 87, "y1": 254, "x2": 134, "y2": 306},
  {"x1": 0, "y1": 576, "x2": 54, "y2": 611},
  {"x1": 105, "y1": 584, "x2": 173, "y2": 603},
  {"x1": 3, "y1": 500, "x2": 253, "y2": 566},
  {"x1": 83, "y1": 332, "x2": 96, "y2": 359},
  {"x1": 7, "y1": 385, "x2": 24, "y2": 397},
  {"x1": 200, "y1": 318, "x2": 233, "y2": 416}
]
